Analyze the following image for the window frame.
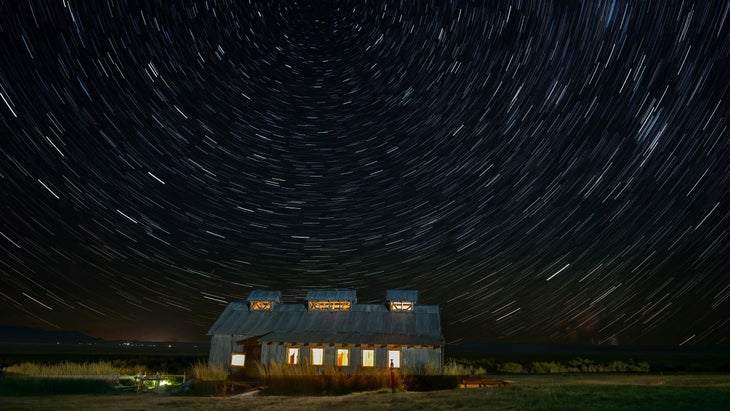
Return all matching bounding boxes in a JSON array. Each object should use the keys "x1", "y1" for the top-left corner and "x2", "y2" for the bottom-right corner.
[
  {"x1": 250, "y1": 300, "x2": 271, "y2": 310},
  {"x1": 308, "y1": 301, "x2": 352, "y2": 311},
  {"x1": 286, "y1": 347, "x2": 300, "y2": 365},
  {"x1": 311, "y1": 347, "x2": 324, "y2": 366},
  {"x1": 362, "y1": 349, "x2": 375, "y2": 367},
  {"x1": 388, "y1": 349, "x2": 401, "y2": 368},
  {"x1": 389, "y1": 301, "x2": 414, "y2": 312},
  {"x1": 336, "y1": 348, "x2": 349, "y2": 366},
  {"x1": 230, "y1": 354, "x2": 246, "y2": 367}
]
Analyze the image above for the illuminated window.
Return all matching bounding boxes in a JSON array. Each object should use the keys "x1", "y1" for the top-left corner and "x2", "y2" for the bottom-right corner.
[
  {"x1": 389, "y1": 301, "x2": 413, "y2": 312},
  {"x1": 362, "y1": 349, "x2": 375, "y2": 367},
  {"x1": 308, "y1": 301, "x2": 352, "y2": 311},
  {"x1": 287, "y1": 347, "x2": 299, "y2": 365},
  {"x1": 388, "y1": 350, "x2": 401, "y2": 368},
  {"x1": 336, "y1": 348, "x2": 349, "y2": 366},
  {"x1": 311, "y1": 348, "x2": 324, "y2": 365},
  {"x1": 231, "y1": 354, "x2": 246, "y2": 367},
  {"x1": 250, "y1": 301, "x2": 271, "y2": 310},
  {"x1": 331, "y1": 301, "x2": 351, "y2": 310}
]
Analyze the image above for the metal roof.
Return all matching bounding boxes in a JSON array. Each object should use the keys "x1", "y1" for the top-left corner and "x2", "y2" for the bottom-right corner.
[
  {"x1": 386, "y1": 289, "x2": 419, "y2": 303},
  {"x1": 246, "y1": 290, "x2": 283, "y2": 303},
  {"x1": 305, "y1": 289, "x2": 357, "y2": 303},
  {"x1": 207, "y1": 301, "x2": 443, "y2": 346}
]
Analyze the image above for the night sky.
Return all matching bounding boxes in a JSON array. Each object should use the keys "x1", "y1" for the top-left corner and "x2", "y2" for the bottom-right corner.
[{"x1": 0, "y1": 1, "x2": 728, "y2": 345}]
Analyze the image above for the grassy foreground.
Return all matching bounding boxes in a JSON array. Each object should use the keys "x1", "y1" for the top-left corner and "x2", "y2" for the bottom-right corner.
[{"x1": 1, "y1": 374, "x2": 729, "y2": 411}]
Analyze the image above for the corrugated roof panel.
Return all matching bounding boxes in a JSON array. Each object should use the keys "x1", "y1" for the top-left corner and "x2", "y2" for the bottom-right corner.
[
  {"x1": 246, "y1": 290, "x2": 283, "y2": 303},
  {"x1": 259, "y1": 331, "x2": 443, "y2": 346},
  {"x1": 209, "y1": 293, "x2": 443, "y2": 346},
  {"x1": 306, "y1": 289, "x2": 357, "y2": 302},
  {"x1": 386, "y1": 289, "x2": 419, "y2": 303}
]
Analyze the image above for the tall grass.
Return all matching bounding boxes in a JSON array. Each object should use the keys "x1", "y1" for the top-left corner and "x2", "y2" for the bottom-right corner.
[
  {"x1": 255, "y1": 362, "x2": 459, "y2": 394},
  {"x1": 189, "y1": 360, "x2": 227, "y2": 381},
  {"x1": 0, "y1": 361, "x2": 135, "y2": 396},
  {"x1": 258, "y1": 362, "x2": 395, "y2": 395},
  {"x1": 3, "y1": 361, "x2": 145, "y2": 376}
]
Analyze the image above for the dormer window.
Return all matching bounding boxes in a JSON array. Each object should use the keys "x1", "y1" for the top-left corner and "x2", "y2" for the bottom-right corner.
[
  {"x1": 250, "y1": 301, "x2": 271, "y2": 311},
  {"x1": 386, "y1": 289, "x2": 419, "y2": 312},
  {"x1": 246, "y1": 290, "x2": 282, "y2": 311},
  {"x1": 389, "y1": 301, "x2": 414, "y2": 312},
  {"x1": 306, "y1": 289, "x2": 356, "y2": 311},
  {"x1": 308, "y1": 300, "x2": 351, "y2": 311}
]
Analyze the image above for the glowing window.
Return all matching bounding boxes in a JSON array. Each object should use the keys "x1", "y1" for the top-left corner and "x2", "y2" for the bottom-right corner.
[
  {"x1": 336, "y1": 348, "x2": 349, "y2": 366},
  {"x1": 388, "y1": 350, "x2": 401, "y2": 368},
  {"x1": 287, "y1": 347, "x2": 299, "y2": 365},
  {"x1": 231, "y1": 354, "x2": 246, "y2": 367},
  {"x1": 250, "y1": 301, "x2": 271, "y2": 310},
  {"x1": 311, "y1": 348, "x2": 324, "y2": 365},
  {"x1": 331, "y1": 301, "x2": 351, "y2": 310},
  {"x1": 389, "y1": 301, "x2": 413, "y2": 312},
  {"x1": 308, "y1": 301, "x2": 352, "y2": 310},
  {"x1": 362, "y1": 349, "x2": 375, "y2": 367}
]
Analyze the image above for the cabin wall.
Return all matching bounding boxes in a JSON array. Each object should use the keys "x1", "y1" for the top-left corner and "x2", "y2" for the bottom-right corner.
[
  {"x1": 208, "y1": 334, "x2": 248, "y2": 368},
  {"x1": 208, "y1": 334, "x2": 232, "y2": 367},
  {"x1": 259, "y1": 342, "x2": 442, "y2": 374},
  {"x1": 233, "y1": 336, "x2": 262, "y2": 378},
  {"x1": 261, "y1": 342, "x2": 284, "y2": 365},
  {"x1": 402, "y1": 346, "x2": 442, "y2": 373}
]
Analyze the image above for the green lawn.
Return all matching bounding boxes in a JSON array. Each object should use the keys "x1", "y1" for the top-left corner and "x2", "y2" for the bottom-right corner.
[{"x1": 1, "y1": 373, "x2": 728, "y2": 411}]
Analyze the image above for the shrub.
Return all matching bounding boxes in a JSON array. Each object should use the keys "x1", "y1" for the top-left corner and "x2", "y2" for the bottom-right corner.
[
  {"x1": 531, "y1": 361, "x2": 568, "y2": 374},
  {"x1": 605, "y1": 360, "x2": 650, "y2": 373},
  {"x1": 567, "y1": 358, "x2": 596, "y2": 372},
  {"x1": 442, "y1": 360, "x2": 487, "y2": 376},
  {"x1": 497, "y1": 362, "x2": 525, "y2": 374}
]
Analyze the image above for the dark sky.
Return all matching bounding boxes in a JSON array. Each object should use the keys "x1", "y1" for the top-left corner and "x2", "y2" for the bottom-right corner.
[{"x1": 0, "y1": 1, "x2": 727, "y2": 345}]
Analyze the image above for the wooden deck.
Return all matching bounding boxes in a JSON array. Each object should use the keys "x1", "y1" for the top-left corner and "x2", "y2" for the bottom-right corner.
[{"x1": 460, "y1": 377, "x2": 515, "y2": 388}]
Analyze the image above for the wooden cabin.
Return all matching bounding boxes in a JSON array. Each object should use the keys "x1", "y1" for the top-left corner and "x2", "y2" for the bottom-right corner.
[{"x1": 207, "y1": 289, "x2": 444, "y2": 375}]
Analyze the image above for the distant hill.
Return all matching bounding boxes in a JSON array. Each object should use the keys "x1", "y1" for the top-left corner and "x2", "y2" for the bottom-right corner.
[{"x1": 0, "y1": 326, "x2": 102, "y2": 344}]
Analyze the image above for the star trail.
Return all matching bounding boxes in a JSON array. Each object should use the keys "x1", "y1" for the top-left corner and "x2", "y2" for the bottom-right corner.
[{"x1": 0, "y1": 1, "x2": 728, "y2": 345}]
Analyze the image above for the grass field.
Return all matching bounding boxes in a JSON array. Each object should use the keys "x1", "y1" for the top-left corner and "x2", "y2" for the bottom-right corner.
[{"x1": 1, "y1": 373, "x2": 728, "y2": 410}]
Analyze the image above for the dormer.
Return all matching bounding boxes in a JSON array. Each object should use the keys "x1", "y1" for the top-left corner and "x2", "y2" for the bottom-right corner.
[
  {"x1": 306, "y1": 289, "x2": 356, "y2": 311},
  {"x1": 246, "y1": 290, "x2": 282, "y2": 311},
  {"x1": 386, "y1": 289, "x2": 418, "y2": 312}
]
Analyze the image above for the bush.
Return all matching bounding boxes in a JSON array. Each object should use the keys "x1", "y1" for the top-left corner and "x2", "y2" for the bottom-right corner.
[
  {"x1": 488, "y1": 357, "x2": 651, "y2": 375},
  {"x1": 497, "y1": 362, "x2": 525, "y2": 374},
  {"x1": 442, "y1": 360, "x2": 486, "y2": 376},
  {"x1": 531, "y1": 361, "x2": 568, "y2": 374},
  {"x1": 604, "y1": 360, "x2": 650, "y2": 373}
]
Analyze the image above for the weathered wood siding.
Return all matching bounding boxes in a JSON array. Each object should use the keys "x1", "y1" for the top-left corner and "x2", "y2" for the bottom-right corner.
[
  {"x1": 259, "y1": 342, "x2": 441, "y2": 374},
  {"x1": 208, "y1": 334, "x2": 246, "y2": 368},
  {"x1": 402, "y1": 346, "x2": 442, "y2": 373}
]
